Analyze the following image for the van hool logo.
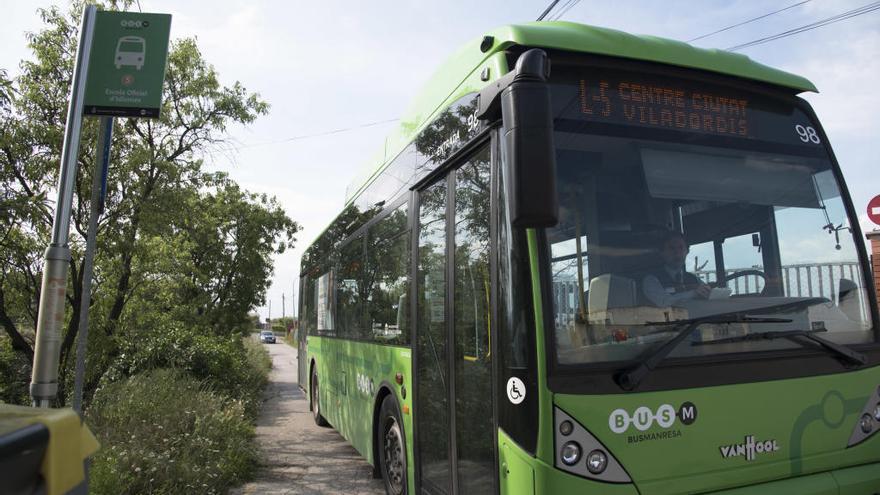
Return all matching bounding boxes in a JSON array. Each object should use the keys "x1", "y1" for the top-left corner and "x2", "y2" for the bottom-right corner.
[
  {"x1": 719, "y1": 435, "x2": 780, "y2": 461},
  {"x1": 608, "y1": 401, "x2": 697, "y2": 434}
]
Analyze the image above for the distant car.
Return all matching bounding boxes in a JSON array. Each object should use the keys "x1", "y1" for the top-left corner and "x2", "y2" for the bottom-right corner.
[{"x1": 259, "y1": 331, "x2": 276, "y2": 344}]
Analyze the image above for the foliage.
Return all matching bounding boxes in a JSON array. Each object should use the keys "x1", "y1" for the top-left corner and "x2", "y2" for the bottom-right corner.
[
  {"x1": 242, "y1": 335, "x2": 272, "y2": 383},
  {"x1": 0, "y1": 335, "x2": 30, "y2": 404},
  {"x1": 0, "y1": 1, "x2": 298, "y2": 407},
  {"x1": 246, "y1": 312, "x2": 261, "y2": 330},
  {"x1": 104, "y1": 322, "x2": 270, "y2": 418},
  {"x1": 87, "y1": 369, "x2": 259, "y2": 495}
]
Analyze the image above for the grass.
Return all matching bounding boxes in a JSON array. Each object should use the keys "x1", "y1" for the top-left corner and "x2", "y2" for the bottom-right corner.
[
  {"x1": 86, "y1": 337, "x2": 272, "y2": 494},
  {"x1": 110, "y1": 328, "x2": 272, "y2": 419}
]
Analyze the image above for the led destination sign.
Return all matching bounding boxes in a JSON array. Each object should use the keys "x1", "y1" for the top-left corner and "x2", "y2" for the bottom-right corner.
[
  {"x1": 555, "y1": 67, "x2": 824, "y2": 150},
  {"x1": 578, "y1": 78, "x2": 750, "y2": 138}
]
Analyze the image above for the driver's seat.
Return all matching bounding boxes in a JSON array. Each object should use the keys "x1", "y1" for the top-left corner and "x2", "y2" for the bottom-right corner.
[{"x1": 587, "y1": 274, "x2": 639, "y2": 323}]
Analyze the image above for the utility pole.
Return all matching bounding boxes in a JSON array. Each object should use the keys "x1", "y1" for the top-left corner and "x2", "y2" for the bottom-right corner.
[
  {"x1": 30, "y1": 5, "x2": 97, "y2": 408},
  {"x1": 268, "y1": 300, "x2": 272, "y2": 322},
  {"x1": 72, "y1": 116, "x2": 113, "y2": 414},
  {"x1": 282, "y1": 293, "x2": 286, "y2": 319}
]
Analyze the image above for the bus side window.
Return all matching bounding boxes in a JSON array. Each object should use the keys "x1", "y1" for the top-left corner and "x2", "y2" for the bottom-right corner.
[
  {"x1": 365, "y1": 204, "x2": 410, "y2": 344},
  {"x1": 338, "y1": 235, "x2": 366, "y2": 339}
]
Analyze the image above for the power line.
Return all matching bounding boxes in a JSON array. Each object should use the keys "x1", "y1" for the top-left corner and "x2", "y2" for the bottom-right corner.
[
  {"x1": 687, "y1": 0, "x2": 812, "y2": 43},
  {"x1": 550, "y1": 0, "x2": 582, "y2": 21},
  {"x1": 537, "y1": 0, "x2": 562, "y2": 21},
  {"x1": 547, "y1": 0, "x2": 573, "y2": 21},
  {"x1": 237, "y1": 118, "x2": 399, "y2": 149},
  {"x1": 238, "y1": 2, "x2": 876, "y2": 149},
  {"x1": 727, "y1": 1, "x2": 880, "y2": 51}
]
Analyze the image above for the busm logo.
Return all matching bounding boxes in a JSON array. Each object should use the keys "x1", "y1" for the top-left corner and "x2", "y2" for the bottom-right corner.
[
  {"x1": 608, "y1": 401, "x2": 697, "y2": 434},
  {"x1": 720, "y1": 435, "x2": 779, "y2": 461}
]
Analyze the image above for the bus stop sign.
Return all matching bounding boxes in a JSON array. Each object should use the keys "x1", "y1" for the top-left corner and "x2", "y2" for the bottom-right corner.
[
  {"x1": 83, "y1": 11, "x2": 171, "y2": 118},
  {"x1": 869, "y1": 195, "x2": 880, "y2": 226}
]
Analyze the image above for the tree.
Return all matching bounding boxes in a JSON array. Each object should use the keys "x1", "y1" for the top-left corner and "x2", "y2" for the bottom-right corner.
[{"x1": 0, "y1": 2, "x2": 298, "y2": 405}]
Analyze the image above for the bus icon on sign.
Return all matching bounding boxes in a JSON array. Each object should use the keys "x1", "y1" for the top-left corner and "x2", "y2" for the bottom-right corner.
[{"x1": 115, "y1": 36, "x2": 146, "y2": 70}]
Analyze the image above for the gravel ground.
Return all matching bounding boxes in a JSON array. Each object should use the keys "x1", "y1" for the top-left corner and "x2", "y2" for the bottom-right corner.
[{"x1": 231, "y1": 338, "x2": 385, "y2": 495}]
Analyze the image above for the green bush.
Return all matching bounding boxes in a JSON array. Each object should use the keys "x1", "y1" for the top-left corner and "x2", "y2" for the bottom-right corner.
[
  {"x1": 242, "y1": 336, "x2": 271, "y2": 388},
  {"x1": 107, "y1": 324, "x2": 269, "y2": 418},
  {"x1": 87, "y1": 369, "x2": 258, "y2": 495},
  {"x1": 0, "y1": 336, "x2": 30, "y2": 405}
]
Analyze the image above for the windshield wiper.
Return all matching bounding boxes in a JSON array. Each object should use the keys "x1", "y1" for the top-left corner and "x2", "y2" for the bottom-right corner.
[
  {"x1": 693, "y1": 329, "x2": 867, "y2": 367},
  {"x1": 615, "y1": 314, "x2": 792, "y2": 391}
]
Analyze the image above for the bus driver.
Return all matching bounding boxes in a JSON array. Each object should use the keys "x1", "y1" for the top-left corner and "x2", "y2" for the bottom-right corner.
[{"x1": 642, "y1": 231, "x2": 711, "y2": 307}]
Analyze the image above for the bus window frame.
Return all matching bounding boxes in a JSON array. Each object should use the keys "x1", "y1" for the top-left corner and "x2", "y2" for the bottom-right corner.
[
  {"x1": 309, "y1": 192, "x2": 412, "y2": 346},
  {"x1": 535, "y1": 59, "x2": 880, "y2": 395}
]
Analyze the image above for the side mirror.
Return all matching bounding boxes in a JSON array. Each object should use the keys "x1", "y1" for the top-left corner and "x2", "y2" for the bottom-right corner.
[{"x1": 478, "y1": 49, "x2": 558, "y2": 228}]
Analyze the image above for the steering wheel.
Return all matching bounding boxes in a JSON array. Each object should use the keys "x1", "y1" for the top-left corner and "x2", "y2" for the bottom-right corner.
[{"x1": 715, "y1": 269, "x2": 767, "y2": 293}]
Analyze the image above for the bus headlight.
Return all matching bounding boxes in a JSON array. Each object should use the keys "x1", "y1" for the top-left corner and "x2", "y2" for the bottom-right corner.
[
  {"x1": 586, "y1": 449, "x2": 608, "y2": 474},
  {"x1": 554, "y1": 406, "x2": 631, "y2": 483},
  {"x1": 847, "y1": 385, "x2": 880, "y2": 447},
  {"x1": 559, "y1": 420, "x2": 574, "y2": 436},
  {"x1": 860, "y1": 413, "x2": 873, "y2": 434},
  {"x1": 560, "y1": 442, "x2": 581, "y2": 465}
]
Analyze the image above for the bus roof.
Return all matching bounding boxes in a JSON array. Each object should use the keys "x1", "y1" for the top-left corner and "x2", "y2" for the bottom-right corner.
[
  {"x1": 488, "y1": 21, "x2": 817, "y2": 92},
  {"x1": 311, "y1": 21, "x2": 817, "y2": 251}
]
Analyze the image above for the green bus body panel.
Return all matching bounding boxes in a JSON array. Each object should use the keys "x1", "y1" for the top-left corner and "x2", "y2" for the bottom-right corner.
[
  {"x1": 502, "y1": 423, "x2": 880, "y2": 494},
  {"x1": 553, "y1": 365, "x2": 880, "y2": 494},
  {"x1": 498, "y1": 429, "x2": 536, "y2": 495},
  {"x1": 831, "y1": 462, "x2": 880, "y2": 494},
  {"x1": 306, "y1": 336, "x2": 415, "y2": 493},
  {"x1": 500, "y1": 427, "x2": 639, "y2": 495},
  {"x1": 711, "y1": 473, "x2": 837, "y2": 495},
  {"x1": 526, "y1": 230, "x2": 554, "y2": 464}
]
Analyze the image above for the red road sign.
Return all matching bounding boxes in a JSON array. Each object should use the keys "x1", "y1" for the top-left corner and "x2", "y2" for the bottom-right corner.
[{"x1": 868, "y1": 195, "x2": 880, "y2": 226}]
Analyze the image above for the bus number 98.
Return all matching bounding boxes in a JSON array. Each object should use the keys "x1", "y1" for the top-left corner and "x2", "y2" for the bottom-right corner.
[{"x1": 795, "y1": 124, "x2": 821, "y2": 144}]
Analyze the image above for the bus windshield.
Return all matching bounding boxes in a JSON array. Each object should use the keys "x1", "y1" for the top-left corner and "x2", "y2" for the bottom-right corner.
[{"x1": 546, "y1": 64, "x2": 875, "y2": 368}]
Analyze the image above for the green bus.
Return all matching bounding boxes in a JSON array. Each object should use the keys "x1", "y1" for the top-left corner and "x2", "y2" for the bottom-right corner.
[{"x1": 296, "y1": 21, "x2": 880, "y2": 495}]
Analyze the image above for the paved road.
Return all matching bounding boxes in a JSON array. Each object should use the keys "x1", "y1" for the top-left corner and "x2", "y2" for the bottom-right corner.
[{"x1": 232, "y1": 338, "x2": 385, "y2": 495}]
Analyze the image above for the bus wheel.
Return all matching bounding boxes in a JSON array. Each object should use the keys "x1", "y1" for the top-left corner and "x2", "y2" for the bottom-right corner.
[
  {"x1": 379, "y1": 394, "x2": 407, "y2": 495},
  {"x1": 311, "y1": 367, "x2": 329, "y2": 427}
]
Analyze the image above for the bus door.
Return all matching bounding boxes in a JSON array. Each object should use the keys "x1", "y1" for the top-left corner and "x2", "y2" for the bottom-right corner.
[{"x1": 414, "y1": 144, "x2": 497, "y2": 495}]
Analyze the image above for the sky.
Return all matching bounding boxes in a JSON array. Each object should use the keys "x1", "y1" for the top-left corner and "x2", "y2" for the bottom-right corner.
[{"x1": 2, "y1": 0, "x2": 879, "y2": 320}]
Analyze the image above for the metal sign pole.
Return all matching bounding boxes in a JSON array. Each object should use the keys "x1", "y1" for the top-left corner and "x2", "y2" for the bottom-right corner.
[
  {"x1": 72, "y1": 116, "x2": 113, "y2": 414},
  {"x1": 31, "y1": 4, "x2": 97, "y2": 408}
]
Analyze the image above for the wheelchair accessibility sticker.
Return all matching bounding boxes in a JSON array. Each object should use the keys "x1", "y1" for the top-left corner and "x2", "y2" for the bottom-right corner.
[{"x1": 507, "y1": 377, "x2": 526, "y2": 405}]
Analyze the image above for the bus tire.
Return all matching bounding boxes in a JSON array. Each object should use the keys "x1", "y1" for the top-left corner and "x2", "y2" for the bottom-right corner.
[
  {"x1": 378, "y1": 394, "x2": 407, "y2": 495},
  {"x1": 310, "y1": 366, "x2": 329, "y2": 427}
]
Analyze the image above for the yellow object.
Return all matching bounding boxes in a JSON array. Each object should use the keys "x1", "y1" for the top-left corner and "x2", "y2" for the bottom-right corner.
[{"x1": 0, "y1": 404, "x2": 99, "y2": 495}]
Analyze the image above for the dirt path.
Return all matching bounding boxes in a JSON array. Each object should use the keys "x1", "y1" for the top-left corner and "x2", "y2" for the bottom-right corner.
[{"x1": 231, "y1": 338, "x2": 384, "y2": 495}]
